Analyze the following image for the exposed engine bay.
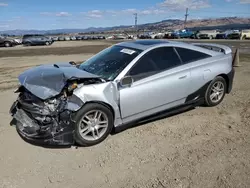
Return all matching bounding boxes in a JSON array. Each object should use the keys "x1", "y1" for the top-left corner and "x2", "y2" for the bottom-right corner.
[{"x1": 10, "y1": 68, "x2": 105, "y2": 145}]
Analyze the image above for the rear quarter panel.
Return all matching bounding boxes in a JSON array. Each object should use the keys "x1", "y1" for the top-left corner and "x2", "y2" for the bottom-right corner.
[{"x1": 188, "y1": 53, "x2": 232, "y2": 94}]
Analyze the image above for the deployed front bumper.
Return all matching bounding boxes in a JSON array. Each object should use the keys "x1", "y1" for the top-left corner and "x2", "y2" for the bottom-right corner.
[{"x1": 9, "y1": 101, "x2": 75, "y2": 146}]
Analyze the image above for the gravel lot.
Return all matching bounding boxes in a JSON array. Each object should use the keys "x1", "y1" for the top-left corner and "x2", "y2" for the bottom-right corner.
[{"x1": 0, "y1": 40, "x2": 250, "y2": 188}]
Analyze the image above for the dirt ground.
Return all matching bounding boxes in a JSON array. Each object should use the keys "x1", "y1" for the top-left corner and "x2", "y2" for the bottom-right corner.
[{"x1": 0, "y1": 41, "x2": 250, "y2": 188}]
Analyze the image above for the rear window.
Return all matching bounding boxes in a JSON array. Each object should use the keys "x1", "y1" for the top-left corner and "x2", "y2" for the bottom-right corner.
[{"x1": 175, "y1": 47, "x2": 211, "y2": 64}]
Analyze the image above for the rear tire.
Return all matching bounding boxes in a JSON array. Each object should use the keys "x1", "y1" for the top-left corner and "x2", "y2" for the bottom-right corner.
[
  {"x1": 204, "y1": 76, "x2": 227, "y2": 107},
  {"x1": 73, "y1": 103, "x2": 114, "y2": 147},
  {"x1": 24, "y1": 42, "x2": 31, "y2": 46},
  {"x1": 4, "y1": 42, "x2": 11, "y2": 47}
]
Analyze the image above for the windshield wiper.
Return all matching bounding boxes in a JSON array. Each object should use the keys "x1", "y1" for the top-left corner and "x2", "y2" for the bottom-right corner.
[{"x1": 81, "y1": 67, "x2": 90, "y2": 73}]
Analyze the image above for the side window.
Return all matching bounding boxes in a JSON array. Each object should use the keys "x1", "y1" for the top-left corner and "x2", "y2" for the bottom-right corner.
[
  {"x1": 127, "y1": 47, "x2": 182, "y2": 82},
  {"x1": 128, "y1": 55, "x2": 158, "y2": 82},
  {"x1": 175, "y1": 47, "x2": 211, "y2": 64},
  {"x1": 150, "y1": 47, "x2": 182, "y2": 70}
]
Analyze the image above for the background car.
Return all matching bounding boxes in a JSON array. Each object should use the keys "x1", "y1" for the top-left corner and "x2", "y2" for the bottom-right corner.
[
  {"x1": 64, "y1": 36, "x2": 70, "y2": 41},
  {"x1": 13, "y1": 38, "x2": 22, "y2": 45},
  {"x1": 22, "y1": 35, "x2": 53, "y2": 46},
  {"x1": 137, "y1": 33, "x2": 151, "y2": 39},
  {"x1": 70, "y1": 36, "x2": 76, "y2": 40},
  {"x1": 83, "y1": 36, "x2": 91, "y2": 40},
  {"x1": 58, "y1": 36, "x2": 65, "y2": 41},
  {"x1": 76, "y1": 36, "x2": 83, "y2": 40},
  {"x1": 215, "y1": 30, "x2": 240, "y2": 39},
  {"x1": 227, "y1": 32, "x2": 241, "y2": 39},
  {"x1": 240, "y1": 29, "x2": 250, "y2": 40},
  {"x1": 0, "y1": 36, "x2": 18, "y2": 47},
  {"x1": 98, "y1": 36, "x2": 105, "y2": 39},
  {"x1": 196, "y1": 30, "x2": 219, "y2": 39},
  {"x1": 51, "y1": 36, "x2": 59, "y2": 41},
  {"x1": 171, "y1": 29, "x2": 194, "y2": 39}
]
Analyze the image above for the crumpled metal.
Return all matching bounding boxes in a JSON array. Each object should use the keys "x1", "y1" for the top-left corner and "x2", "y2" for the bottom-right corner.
[{"x1": 18, "y1": 62, "x2": 100, "y2": 100}]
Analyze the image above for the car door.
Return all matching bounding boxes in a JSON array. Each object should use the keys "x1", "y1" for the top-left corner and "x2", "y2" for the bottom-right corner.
[
  {"x1": 37, "y1": 36, "x2": 45, "y2": 45},
  {"x1": 119, "y1": 46, "x2": 192, "y2": 123},
  {"x1": 174, "y1": 47, "x2": 213, "y2": 95}
]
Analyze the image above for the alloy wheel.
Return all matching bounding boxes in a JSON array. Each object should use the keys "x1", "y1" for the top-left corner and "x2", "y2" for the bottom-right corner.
[
  {"x1": 209, "y1": 81, "x2": 225, "y2": 103},
  {"x1": 78, "y1": 110, "x2": 109, "y2": 141}
]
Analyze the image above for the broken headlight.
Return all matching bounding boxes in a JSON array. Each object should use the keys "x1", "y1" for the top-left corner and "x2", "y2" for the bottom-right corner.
[{"x1": 67, "y1": 82, "x2": 78, "y2": 92}]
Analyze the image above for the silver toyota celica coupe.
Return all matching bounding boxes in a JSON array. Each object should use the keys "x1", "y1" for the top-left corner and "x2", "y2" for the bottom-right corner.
[{"x1": 9, "y1": 40, "x2": 235, "y2": 147}]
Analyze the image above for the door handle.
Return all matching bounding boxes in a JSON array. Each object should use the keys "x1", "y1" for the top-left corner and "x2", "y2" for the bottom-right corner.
[{"x1": 179, "y1": 75, "x2": 187, "y2": 79}]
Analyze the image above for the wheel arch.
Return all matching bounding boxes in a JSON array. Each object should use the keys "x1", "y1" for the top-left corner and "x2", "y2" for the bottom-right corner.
[
  {"x1": 83, "y1": 101, "x2": 115, "y2": 119},
  {"x1": 217, "y1": 73, "x2": 230, "y2": 93},
  {"x1": 4, "y1": 41, "x2": 12, "y2": 46}
]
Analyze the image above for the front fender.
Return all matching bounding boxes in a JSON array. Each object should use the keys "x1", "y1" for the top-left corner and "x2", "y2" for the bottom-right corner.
[
  {"x1": 72, "y1": 82, "x2": 123, "y2": 127},
  {"x1": 65, "y1": 94, "x2": 84, "y2": 111}
]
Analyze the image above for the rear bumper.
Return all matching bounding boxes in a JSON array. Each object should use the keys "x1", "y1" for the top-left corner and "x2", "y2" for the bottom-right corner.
[
  {"x1": 227, "y1": 67, "x2": 235, "y2": 94},
  {"x1": 9, "y1": 101, "x2": 75, "y2": 146}
]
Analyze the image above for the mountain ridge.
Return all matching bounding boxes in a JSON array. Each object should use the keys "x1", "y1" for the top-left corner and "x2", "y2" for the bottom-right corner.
[{"x1": 0, "y1": 17, "x2": 250, "y2": 35}]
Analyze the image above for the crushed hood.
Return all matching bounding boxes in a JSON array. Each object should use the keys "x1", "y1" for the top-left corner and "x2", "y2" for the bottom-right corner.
[{"x1": 18, "y1": 62, "x2": 101, "y2": 100}]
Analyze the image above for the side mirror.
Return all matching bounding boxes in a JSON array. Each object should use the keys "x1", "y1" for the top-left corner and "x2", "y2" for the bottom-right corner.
[
  {"x1": 69, "y1": 61, "x2": 77, "y2": 66},
  {"x1": 120, "y1": 76, "x2": 133, "y2": 87}
]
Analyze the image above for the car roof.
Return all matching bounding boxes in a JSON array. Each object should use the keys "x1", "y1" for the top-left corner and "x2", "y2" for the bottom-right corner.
[
  {"x1": 116, "y1": 39, "x2": 182, "y2": 51},
  {"x1": 115, "y1": 39, "x2": 226, "y2": 56}
]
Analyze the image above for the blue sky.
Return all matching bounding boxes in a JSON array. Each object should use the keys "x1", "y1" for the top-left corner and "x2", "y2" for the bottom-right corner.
[{"x1": 0, "y1": 0, "x2": 249, "y2": 30}]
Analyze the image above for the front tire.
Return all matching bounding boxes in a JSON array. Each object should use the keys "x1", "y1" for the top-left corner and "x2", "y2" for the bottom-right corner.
[
  {"x1": 73, "y1": 103, "x2": 114, "y2": 147},
  {"x1": 204, "y1": 76, "x2": 227, "y2": 107}
]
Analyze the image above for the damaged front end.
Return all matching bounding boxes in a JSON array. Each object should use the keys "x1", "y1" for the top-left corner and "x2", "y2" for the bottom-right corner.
[{"x1": 9, "y1": 62, "x2": 105, "y2": 146}]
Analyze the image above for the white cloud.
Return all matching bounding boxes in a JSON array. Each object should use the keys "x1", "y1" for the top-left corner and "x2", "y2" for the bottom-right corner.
[
  {"x1": 140, "y1": 9, "x2": 167, "y2": 15},
  {"x1": 90, "y1": 10, "x2": 102, "y2": 14},
  {"x1": 239, "y1": 0, "x2": 250, "y2": 3},
  {"x1": 88, "y1": 14, "x2": 102, "y2": 18},
  {"x1": 0, "y1": 2, "x2": 8, "y2": 6},
  {"x1": 0, "y1": 25, "x2": 9, "y2": 28},
  {"x1": 159, "y1": 0, "x2": 211, "y2": 10},
  {"x1": 80, "y1": 10, "x2": 103, "y2": 18},
  {"x1": 225, "y1": 0, "x2": 250, "y2": 3},
  {"x1": 121, "y1": 9, "x2": 137, "y2": 14},
  {"x1": 40, "y1": 12, "x2": 71, "y2": 17},
  {"x1": 56, "y1": 12, "x2": 71, "y2": 17},
  {"x1": 40, "y1": 12, "x2": 52, "y2": 16},
  {"x1": 106, "y1": 10, "x2": 117, "y2": 14},
  {"x1": 80, "y1": 8, "x2": 168, "y2": 18}
]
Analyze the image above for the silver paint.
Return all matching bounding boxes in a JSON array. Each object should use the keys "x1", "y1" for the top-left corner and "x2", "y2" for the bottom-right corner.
[{"x1": 72, "y1": 40, "x2": 233, "y2": 128}]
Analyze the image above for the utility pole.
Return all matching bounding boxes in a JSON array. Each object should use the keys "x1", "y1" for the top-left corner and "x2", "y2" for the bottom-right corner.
[
  {"x1": 184, "y1": 8, "x2": 189, "y2": 29},
  {"x1": 134, "y1": 13, "x2": 138, "y2": 36}
]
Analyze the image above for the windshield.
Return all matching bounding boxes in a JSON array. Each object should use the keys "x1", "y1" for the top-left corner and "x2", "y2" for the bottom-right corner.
[{"x1": 79, "y1": 45, "x2": 142, "y2": 80}]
